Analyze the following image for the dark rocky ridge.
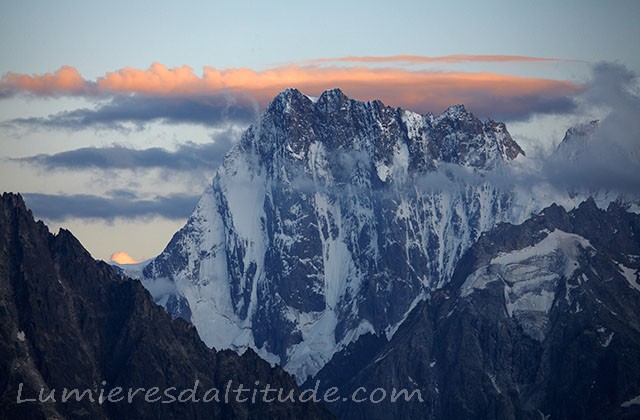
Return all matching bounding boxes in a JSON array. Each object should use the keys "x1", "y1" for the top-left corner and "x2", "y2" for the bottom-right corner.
[
  {"x1": 311, "y1": 199, "x2": 640, "y2": 419},
  {"x1": 0, "y1": 193, "x2": 333, "y2": 419}
]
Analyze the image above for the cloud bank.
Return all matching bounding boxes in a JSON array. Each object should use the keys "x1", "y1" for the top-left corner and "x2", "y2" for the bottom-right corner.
[
  {"x1": 23, "y1": 192, "x2": 200, "y2": 221},
  {"x1": 308, "y1": 54, "x2": 578, "y2": 64},
  {"x1": 15, "y1": 135, "x2": 236, "y2": 172},
  {"x1": 0, "y1": 66, "x2": 90, "y2": 96},
  {"x1": 540, "y1": 62, "x2": 640, "y2": 195},
  {"x1": 4, "y1": 94, "x2": 258, "y2": 131},
  {"x1": 410, "y1": 62, "x2": 640, "y2": 199},
  {"x1": 0, "y1": 59, "x2": 583, "y2": 123}
]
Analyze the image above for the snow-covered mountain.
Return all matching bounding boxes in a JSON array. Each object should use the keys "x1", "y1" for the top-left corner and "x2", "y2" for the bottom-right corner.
[
  {"x1": 554, "y1": 119, "x2": 600, "y2": 161},
  {"x1": 140, "y1": 88, "x2": 536, "y2": 382}
]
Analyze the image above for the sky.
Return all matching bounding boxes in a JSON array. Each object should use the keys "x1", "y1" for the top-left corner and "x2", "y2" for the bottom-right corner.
[{"x1": 1, "y1": 0, "x2": 639, "y2": 263}]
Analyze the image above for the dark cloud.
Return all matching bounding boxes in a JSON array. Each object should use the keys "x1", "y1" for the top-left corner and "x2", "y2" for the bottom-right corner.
[
  {"x1": 14, "y1": 133, "x2": 236, "y2": 172},
  {"x1": 419, "y1": 63, "x2": 640, "y2": 199},
  {"x1": 105, "y1": 189, "x2": 140, "y2": 199},
  {"x1": 471, "y1": 94, "x2": 578, "y2": 122},
  {"x1": 3, "y1": 94, "x2": 258, "y2": 131},
  {"x1": 539, "y1": 62, "x2": 640, "y2": 195},
  {"x1": 23, "y1": 192, "x2": 200, "y2": 222}
]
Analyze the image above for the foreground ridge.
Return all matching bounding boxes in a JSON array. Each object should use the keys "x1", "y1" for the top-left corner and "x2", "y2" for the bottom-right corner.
[{"x1": 0, "y1": 192, "x2": 332, "y2": 419}]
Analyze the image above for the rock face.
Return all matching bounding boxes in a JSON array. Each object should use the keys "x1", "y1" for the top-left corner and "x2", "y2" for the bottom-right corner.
[
  {"x1": 313, "y1": 199, "x2": 640, "y2": 420},
  {"x1": 0, "y1": 193, "x2": 332, "y2": 420},
  {"x1": 142, "y1": 88, "x2": 529, "y2": 382}
]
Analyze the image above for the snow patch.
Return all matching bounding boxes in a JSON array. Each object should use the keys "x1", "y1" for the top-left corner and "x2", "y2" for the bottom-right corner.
[
  {"x1": 461, "y1": 230, "x2": 593, "y2": 340},
  {"x1": 626, "y1": 203, "x2": 640, "y2": 214},
  {"x1": 616, "y1": 262, "x2": 640, "y2": 291},
  {"x1": 392, "y1": 141, "x2": 410, "y2": 182},
  {"x1": 113, "y1": 259, "x2": 151, "y2": 280},
  {"x1": 491, "y1": 230, "x2": 591, "y2": 278},
  {"x1": 16, "y1": 331, "x2": 25, "y2": 342},
  {"x1": 603, "y1": 332, "x2": 614, "y2": 347},
  {"x1": 373, "y1": 349, "x2": 394, "y2": 364},
  {"x1": 385, "y1": 292, "x2": 427, "y2": 340},
  {"x1": 462, "y1": 230, "x2": 592, "y2": 305},
  {"x1": 376, "y1": 162, "x2": 391, "y2": 182},
  {"x1": 285, "y1": 309, "x2": 338, "y2": 383},
  {"x1": 488, "y1": 373, "x2": 502, "y2": 394},
  {"x1": 573, "y1": 301, "x2": 582, "y2": 313},
  {"x1": 622, "y1": 394, "x2": 640, "y2": 408}
]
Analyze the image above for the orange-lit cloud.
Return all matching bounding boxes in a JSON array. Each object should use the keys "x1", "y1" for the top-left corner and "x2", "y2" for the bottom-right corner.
[
  {"x1": 97, "y1": 63, "x2": 203, "y2": 95},
  {"x1": 110, "y1": 251, "x2": 140, "y2": 265},
  {"x1": 308, "y1": 54, "x2": 579, "y2": 64},
  {"x1": 0, "y1": 61, "x2": 584, "y2": 119},
  {"x1": 0, "y1": 65, "x2": 89, "y2": 96},
  {"x1": 97, "y1": 64, "x2": 582, "y2": 113}
]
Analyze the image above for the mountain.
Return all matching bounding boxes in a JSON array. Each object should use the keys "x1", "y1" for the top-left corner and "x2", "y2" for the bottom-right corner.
[
  {"x1": 547, "y1": 118, "x2": 640, "y2": 211},
  {"x1": 0, "y1": 193, "x2": 332, "y2": 419},
  {"x1": 312, "y1": 199, "x2": 640, "y2": 419},
  {"x1": 554, "y1": 119, "x2": 600, "y2": 161},
  {"x1": 141, "y1": 88, "x2": 532, "y2": 382}
]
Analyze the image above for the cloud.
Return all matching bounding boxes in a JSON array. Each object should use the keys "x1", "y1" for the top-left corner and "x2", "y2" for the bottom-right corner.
[
  {"x1": 110, "y1": 251, "x2": 141, "y2": 264},
  {"x1": 0, "y1": 66, "x2": 93, "y2": 97},
  {"x1": 193, "y1": 66, "x2": 582, "y2": 121},
  {"x1": 141, "y1": 277, "x2": 178, "y2": 302},
  {"x1": 3, "y1": 94, "x2": 258, "y2": 131},
  {"x1": 23, "y1": 192, "x2": 200, "y2": 221},
  {"x1": 105, "y1": 189, "x2": 140, "y2": 199},
  {"x1": 14, "y1": 134, "x2": 236, "y2": 172},
  {"x1": 308, "y1": 54, "x2": 579, "y2": 64},
  {"x1": 14, "y1": 63, "x2": 639, "y2": 226},
  {"x1": 1, "y1": 62, "x2": 583, "y2": 122},
  {"x1": 97, "y1": 63, "x2": 202, "y2": 95},
  {"x1": 539, "y1": 62, "x2": 640, "y2": 195},
  {"x1": 415, "y1": 62, "x2": 640, "y2": 199}
]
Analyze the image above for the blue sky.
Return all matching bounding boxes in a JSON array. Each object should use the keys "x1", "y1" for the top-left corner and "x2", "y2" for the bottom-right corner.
[
  {"x1": 1, "y1": 0, "x2": 639, "y2": 262},
  {"x1": 3, "y1": 0, "x2": 639, "y2": 74}
]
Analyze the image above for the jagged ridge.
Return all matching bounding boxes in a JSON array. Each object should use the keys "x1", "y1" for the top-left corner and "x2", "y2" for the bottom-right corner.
[
  {"x1": 315, "y1": 199, "x2": 640, "y2": 419},
  {"x1": 0, "y1": 193, "x2": 331, "y2": 419}
]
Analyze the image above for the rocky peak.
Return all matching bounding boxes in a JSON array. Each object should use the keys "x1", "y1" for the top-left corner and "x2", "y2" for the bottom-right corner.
[
  {"x1": 563, "y1": 119, "x2": 600, "y2": 143},
  {"x1": 427, "y1": 104, "x2": 523, "y2": 168},
  {"x1": 439, "y1": 103, "x2": 474, "y2": 120},
  {"x1": 0, "y1": 193, "x2": 332, "y2": 419},
  {"x1": 554, "y1": 120, "x2": 600, "y2": 161},
  {"x1": 270, "y1": 86, "x2": 305, "y2": 103},
  {"x1": 264, "y1": 87, "x2": 315, "y2": 122},
  {"x1": 484, "y1": 119, "x2": 525, "y2": 159},
  {"x1": 316, "y1": 87, "x2": 350, "y2": 106},
  {"x1": 253, "y1": 88, "x2": 524, "y2": 173}
]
